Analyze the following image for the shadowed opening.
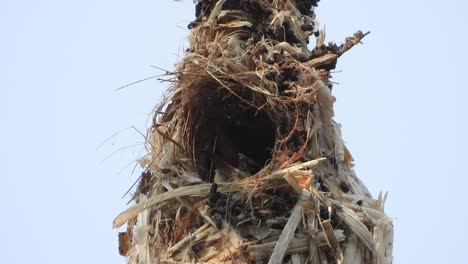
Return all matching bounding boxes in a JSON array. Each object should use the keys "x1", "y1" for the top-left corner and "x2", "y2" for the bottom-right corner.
[{"x1": 194, "y1": 94, "x2": 276, "y2": 182}]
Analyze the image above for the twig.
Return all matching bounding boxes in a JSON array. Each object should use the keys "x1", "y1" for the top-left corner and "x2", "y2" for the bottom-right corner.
[{"x1": 337, "y1": 31, "x2": 370, "y2": 56}]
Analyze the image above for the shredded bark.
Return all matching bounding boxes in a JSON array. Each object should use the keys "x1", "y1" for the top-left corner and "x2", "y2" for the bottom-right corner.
[{"x1": 115, "y1": 1, "x2": 393, "y2": 263}]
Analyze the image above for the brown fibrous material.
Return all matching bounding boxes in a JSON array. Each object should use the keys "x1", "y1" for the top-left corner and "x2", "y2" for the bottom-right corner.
[{"x1": 114, "y1": 1, "x2": 393, "y2": 263}]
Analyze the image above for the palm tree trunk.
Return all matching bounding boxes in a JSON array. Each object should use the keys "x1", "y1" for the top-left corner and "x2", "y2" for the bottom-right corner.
[{"x1": 114, "y1": 1, "x2": 393, "y2": 263}]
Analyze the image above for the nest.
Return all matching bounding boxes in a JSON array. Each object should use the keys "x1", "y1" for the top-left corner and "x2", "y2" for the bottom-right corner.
[{"x1": 114, "y1": 1, "x2": 393, "y2": 263}]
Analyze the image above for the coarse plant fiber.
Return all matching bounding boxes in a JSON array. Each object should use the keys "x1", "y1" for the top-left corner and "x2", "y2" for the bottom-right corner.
[{"x1": 114, "y1": 1, "x2": 393, "y2": 263}]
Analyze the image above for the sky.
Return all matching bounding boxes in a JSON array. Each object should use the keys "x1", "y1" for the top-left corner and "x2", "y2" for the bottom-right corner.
[{"x1": 2, "y1": 0, "x2": 467, "y2": 263}]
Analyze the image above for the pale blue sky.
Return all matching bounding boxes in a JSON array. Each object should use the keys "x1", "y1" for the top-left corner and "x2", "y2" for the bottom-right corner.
[{"x1": 2, "y1": 1, "x2": 467, "y2": 263}]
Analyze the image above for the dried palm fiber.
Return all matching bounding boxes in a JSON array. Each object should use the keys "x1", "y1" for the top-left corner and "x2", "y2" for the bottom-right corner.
[{"x1": 114, "y1": 0, "x2": 393, "y2": 263}]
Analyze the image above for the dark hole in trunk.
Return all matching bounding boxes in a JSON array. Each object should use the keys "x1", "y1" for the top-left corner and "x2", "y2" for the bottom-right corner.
[{"x1": 195, "y1": 96, "x2": 276, "y2": 182}]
